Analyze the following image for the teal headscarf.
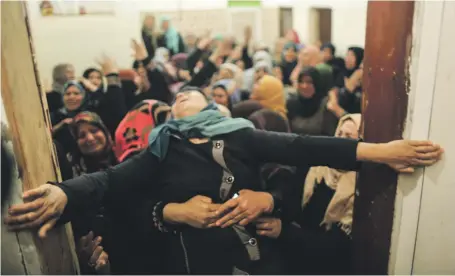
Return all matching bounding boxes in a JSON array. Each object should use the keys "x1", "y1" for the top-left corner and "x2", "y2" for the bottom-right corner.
[
  {"x1": 148, "y1": 103, "x2": 254, "y2": 160},
  {"x1": 160, "y1": 16, "x2": 179, "y2": 54}
]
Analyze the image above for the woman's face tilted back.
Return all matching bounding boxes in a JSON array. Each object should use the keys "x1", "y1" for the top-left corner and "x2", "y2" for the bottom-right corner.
[
  {"x1": 63, "y1": 85, "x2": 84, "y2": 111},
  {"x1": 172, "y1": 91, "x2": 208, "y2": 119},
  {"x1": 76, "y1": 122, "x2": 108, "y2": 156}
]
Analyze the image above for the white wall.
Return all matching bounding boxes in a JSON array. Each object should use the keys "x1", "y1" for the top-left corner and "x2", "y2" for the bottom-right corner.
[
  {"x1": 389, "y1": 1, "x2": 455, "y2": 274},
  {"x1": 27, "y1": 0, "x2": 367, "y2": 82},
  {"x1": 293, "y1": 0, "x2": 367, "y2": 56}
]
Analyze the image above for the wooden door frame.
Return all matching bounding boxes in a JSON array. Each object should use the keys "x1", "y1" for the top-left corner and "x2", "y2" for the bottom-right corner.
[
  {"x1": 351, "y1": 1, "x2": 415, "y2": 274},
  {"x1": 1, "y1": 1, "x2": 79, "y2": 274}
]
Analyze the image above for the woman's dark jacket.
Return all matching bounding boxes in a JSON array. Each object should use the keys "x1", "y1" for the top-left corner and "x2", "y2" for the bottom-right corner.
[{"x1": 57, "y1": 129, "x2": 359, "y2": 274}]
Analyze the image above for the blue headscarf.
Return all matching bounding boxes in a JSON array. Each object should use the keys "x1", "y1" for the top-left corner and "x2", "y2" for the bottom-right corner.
[
  {"x1": 160, "y1": 16, "x2": 179, "y2": 54},
  {"x1": 148, "y1": 103, "x2": 254, "y2": 160}
]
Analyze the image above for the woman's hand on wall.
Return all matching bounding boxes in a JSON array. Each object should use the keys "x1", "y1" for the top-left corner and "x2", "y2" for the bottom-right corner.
[
  {"x1": 4, "y1": 183, "x2": 68, "y2": 238},
  {"x1": 357, "y1": 140, "x2": 444, "y2": 173},
  {"x1": 255, "y1": 217, "x2": 282, "y2": 239}
]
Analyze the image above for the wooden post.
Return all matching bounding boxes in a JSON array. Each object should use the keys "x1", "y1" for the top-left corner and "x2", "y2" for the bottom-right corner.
[
  {"x1": 351, "y1": 1, "x2": 415, "y2": 274},
  {"x1": 1, "y1": 1, "x2": 79, "y2": 274}
]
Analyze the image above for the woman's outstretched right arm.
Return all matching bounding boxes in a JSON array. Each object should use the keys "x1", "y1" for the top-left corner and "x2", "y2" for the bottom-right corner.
[{"x1": 4, "y1": 150, "x2": 160, "y2": 238}]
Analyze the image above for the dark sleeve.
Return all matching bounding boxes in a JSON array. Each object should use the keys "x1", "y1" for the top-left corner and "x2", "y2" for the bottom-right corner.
[
  {"x1": 178, "y1": 34, "x2": 186, "y2": 54},
  {"x1": 241, "y1": 129, "x2": 359, "y2": 171},
  {"x1": 322, "y1": 109, "x2": 339, "y2": 136},
  {"x1": 132, "y1": 56, "x2": 153, "y2": 70},
  {"x1": 334, "y1": 72, "x2": 346, "y2": 88},
  {"x1": 145, "y1": 68, "x2": 174, "y2": 104},
  {"x1": 156, "y1": 35, "x2": 166, "y2": 48},
  {"x1": 95, "y1": 84, "x2": 127, "y2": 137},
  {"x1": 242, "y1": 45, "x2": 253, "y2": 69},
  {"x1": 279, "y1": 222, "x2": 350, "y2": 258},
  {"x1": 264, "y1": 166, "x2": 298, "y2": 221},
  {"x1": 58, "y1": 150, "x2": 161, "y2": 223},
  {"x1": 53, "y1": 140, "x2": 73, "y2": 181},
  {"x1": 185, "y1": 59, "x2": 218, "y2": 88},
  {"x1": 186, "y1": 48, "x2": 204, "y2": 75},
  {"x1": 141, "y1": 30, "x2": 155, "y2": 59}
]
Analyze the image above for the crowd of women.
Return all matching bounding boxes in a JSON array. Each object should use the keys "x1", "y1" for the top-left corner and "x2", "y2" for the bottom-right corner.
[{"x1": 3, "y1": 16, "x2": 443, "y2": 275}]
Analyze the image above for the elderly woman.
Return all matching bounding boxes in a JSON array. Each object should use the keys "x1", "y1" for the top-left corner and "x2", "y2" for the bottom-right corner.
[
  {"x1": 5, "y1": 87, "x2": 443, "y2": 274},
  {"x1": 46, "y1": 63, "x2": 76, "y2": 113},
  {"x1": 255, "y1": 114, "x2": 363, "y2": 274}
]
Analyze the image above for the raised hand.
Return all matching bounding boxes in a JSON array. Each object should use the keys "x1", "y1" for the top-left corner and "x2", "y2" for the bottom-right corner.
[
  {"x1": 131, "y1": 39, "x2": 148, "y2": 61},
  {"x1": 95, "y1": 54, "x2": 118, "y2": 75},
  {"x1": 197, "y1": 37, "x2": 213, "y2": 51},
  {"x1": 244, "y1": 26, "x2": 252, "y2": 42},
  {"x1": 79, "y1": 77, "x2": 98, "y2": 92}
]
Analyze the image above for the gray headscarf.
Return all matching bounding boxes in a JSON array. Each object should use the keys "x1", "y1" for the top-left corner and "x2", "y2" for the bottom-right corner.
[{"x1": 52, "y1": 63, "x2": 73, "y2": 93}]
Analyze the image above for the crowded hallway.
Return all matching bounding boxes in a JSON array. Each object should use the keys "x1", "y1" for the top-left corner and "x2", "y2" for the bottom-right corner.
[{"x1": 1, "y1": 1, "x2": 448, "y2": 275}]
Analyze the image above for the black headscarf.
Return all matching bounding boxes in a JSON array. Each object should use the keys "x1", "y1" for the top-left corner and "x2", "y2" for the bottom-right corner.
[
  {"x1": 248, "y1": 109, "x2": 290, "y2": 133},
  {"x1": 231, "y1": 100, "x2": 264, "y2": 119},
  {"x1": 287, "y1": 67, "x2": 325, "y2": 118},
  {"x1": 322, "y1": 43, "x2": 345, "y2": 70},
  {"x1": 280, "y1": 42, "x2": 298, "y2": 86},
  {"x1": 345, "y1": 46, "x2": 364, "y2": 77}
]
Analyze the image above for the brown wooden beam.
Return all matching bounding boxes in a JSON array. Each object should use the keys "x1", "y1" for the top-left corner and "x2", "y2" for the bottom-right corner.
[
  {"x1": 1, "y1": 1, "x2": 79, "y2": 274},
  {"x1": 352, "y1": 1, "x2": 415, "y2": 274}
]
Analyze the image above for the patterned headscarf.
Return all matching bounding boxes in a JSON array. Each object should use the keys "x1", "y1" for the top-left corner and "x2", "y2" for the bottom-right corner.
[
  {"x1": 69, "y1": 111, "x2": 117, "y2": 175},
  {"x1": 115, "y1": 100, "x2": 171, "y2": 162}
]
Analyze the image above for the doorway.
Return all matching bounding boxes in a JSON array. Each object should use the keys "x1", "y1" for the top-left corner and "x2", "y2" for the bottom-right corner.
[
  {"x1": 309, "y1": 8, "x2": 332, "y2": 45},
  {"x1": 279, "y1": 7, "x2": 293, "y2": 37}
]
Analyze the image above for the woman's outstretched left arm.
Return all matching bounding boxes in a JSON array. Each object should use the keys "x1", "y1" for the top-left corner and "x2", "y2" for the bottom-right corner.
[{"x1": 241, "y1": 129, "x2": 443, "y2": 172}]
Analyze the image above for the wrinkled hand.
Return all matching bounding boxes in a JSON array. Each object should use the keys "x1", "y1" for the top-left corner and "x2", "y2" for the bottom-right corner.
[
  {"x1": 163, "y1": 195, "x2": 221, "y2": 229},
  {"x1": 255, "y1": 217, "x2": 282, "y2": 239},
  {"x1": 77, "y1": 231, "x2": 110, "y2": 272},
  {"x1": 215, "y1": 190, "x2": 274, "y2": 228},
  {"x1": 4, "y1": 184, "x2": 68, "y2": 238},
  {"x1": 96, "y1": 54, "x2": 118, "y2": 75},
  {"x1": 131, "y1": 39, "x2": 148, "y2": 61},
  {"x1": 383, "y1": 140, "x2": 443, "y2": 173}
]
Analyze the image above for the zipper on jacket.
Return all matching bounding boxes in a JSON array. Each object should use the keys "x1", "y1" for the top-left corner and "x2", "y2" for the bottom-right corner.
[{"x1": 180, "y1": 232, "x2": 191, "y2": 274}]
